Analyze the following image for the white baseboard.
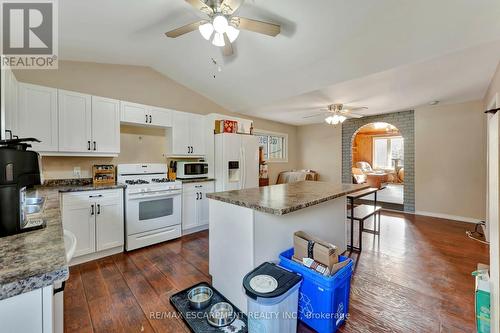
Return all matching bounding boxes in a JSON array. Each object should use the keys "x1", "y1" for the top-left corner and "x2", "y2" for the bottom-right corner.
[
  {"x1": 69, "y1": 246, "x2": 123, "y2": 266},
  {"x1": 414, "y1": 210, "x2": 482, "y2": 224},
  {"x1": 182, "y1": 224, "x2": 209, "y2": 236}
]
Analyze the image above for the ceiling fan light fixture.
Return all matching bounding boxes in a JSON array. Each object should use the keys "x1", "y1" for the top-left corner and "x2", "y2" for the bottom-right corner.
[
  {"x1": 213, "y1": 15, "x2": 229, "y2": 33},
  {"x1": 226, "y1": 25, "x2": 240, "y2": 43},
  {"x1": 212, "y1": 32, "x2": 225, "y2": 47},
  {"x1": 199, "y1": 22, "x2": 214, "y2": 40},
  {"x1": 325, "y1": 114, "x2": 346, "y2": 125}
]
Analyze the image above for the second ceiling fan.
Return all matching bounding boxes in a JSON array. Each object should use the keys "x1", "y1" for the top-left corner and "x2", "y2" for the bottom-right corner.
[{"x1": 165, "y1": 0, "x2": 281, "y2": 56}]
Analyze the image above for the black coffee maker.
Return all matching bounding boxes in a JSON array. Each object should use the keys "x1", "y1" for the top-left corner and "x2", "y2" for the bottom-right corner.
[{"x1": 0, "y1": 138, "x2": 42, "y2": 237}]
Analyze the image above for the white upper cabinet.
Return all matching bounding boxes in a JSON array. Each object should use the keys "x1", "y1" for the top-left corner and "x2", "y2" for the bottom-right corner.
[
  {"x1": 190, "y1": 115, "x2": 206, "y2": 155},
  {"x1": 167, "y1": 111, "x2": 206, "y2": 156},
  {"x1": 91, "y1": 96, "x2": 120, "y2": 154},
  {"x1": 149, "y1": 106, "x2": 172, "y2": 127},
  {"x1": 18, "y1": 83, "x2": 58, "y2": 152},
  {"x1": 120, "y1": 101, "x2": 172, "y2": 127},
  {"x1": 58, "y1": 90, "x2": 92, "y2": 152},
  {"x1": 120, "y1": 101, "x2": 148, "y2": 125}
]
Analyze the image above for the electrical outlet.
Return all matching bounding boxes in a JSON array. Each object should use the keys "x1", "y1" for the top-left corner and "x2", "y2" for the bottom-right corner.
[{"x1": 73, "y1": 167, "x2": 81, "y2": 178}]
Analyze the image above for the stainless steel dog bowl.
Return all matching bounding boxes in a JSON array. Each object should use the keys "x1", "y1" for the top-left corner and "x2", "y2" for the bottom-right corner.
[
  {"x1": 187, "y1": 286, "x2": 213, "y2": 310},
  {"x1": 207, "y1": 302, "x2": 236, "y2": 327}
]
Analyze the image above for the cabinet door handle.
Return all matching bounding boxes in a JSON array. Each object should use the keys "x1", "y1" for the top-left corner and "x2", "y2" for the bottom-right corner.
[
  {"x1": 91, "y1": 204, "x2": 95, "y2": 215},
  {"x1": 145, "y1": 114, "x2": 149, "y2": 123},
  {"x1": 199, "y1": 192, "x2": 202, "y2": 199},
  {"x1": 87, "y1": 141, "x2": 91, "y2": 150},
  {"x1": 89, "y1": 194, "x2": 103, "y2": 198},
  {"x1": 93, "y1": 141, "x2": 97, "y2": 151},
  {"x1": 149, "y1": 115, "x2": 152, "y2": 123},
  {"x1": 196, "y1": 192, "x2": 199, "y2": 200},
  {"x1": 97, "y1": 204, "x2": 101, "y2": 215}
]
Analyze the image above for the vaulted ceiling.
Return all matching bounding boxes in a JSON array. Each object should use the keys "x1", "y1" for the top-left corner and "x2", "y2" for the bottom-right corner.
[{"x1": 60, "y1": 0, "x2": 500, "y2": 125}]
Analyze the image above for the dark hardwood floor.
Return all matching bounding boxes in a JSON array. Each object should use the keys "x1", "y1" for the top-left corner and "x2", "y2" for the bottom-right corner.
[{"x1": 64, "y1": 211, "x2": 488, "y2": 333}]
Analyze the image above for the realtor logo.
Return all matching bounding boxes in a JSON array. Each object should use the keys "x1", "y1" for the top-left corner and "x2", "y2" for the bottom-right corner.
[{"x1": 1, "y1": 0, "x2": 58, "y2": 69}]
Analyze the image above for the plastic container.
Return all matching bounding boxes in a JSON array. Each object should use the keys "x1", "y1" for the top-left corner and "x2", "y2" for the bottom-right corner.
[
  {"x1": 279, "y1": 248, "x2": 353, "y2": 333},
  {"x1": 243, "y1": 262, "x2": 302, "y2": 333}
]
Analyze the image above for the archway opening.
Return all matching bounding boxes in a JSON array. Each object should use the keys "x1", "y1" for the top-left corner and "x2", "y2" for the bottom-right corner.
[{"x1": 351, "y1": 122, "x2": 404, "y2": 210}]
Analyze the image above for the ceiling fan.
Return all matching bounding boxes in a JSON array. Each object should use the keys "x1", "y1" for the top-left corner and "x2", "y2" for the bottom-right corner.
[
  {"x1": 303, "y1": 104, "x2": 367, "y2": 125},
  {"x1": 165, "y1": 0, "x2": 281, "y2": 56}
]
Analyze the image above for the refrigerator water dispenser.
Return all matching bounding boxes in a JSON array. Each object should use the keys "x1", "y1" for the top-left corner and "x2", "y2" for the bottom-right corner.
[{"x1": 228, "y1": 161, "x2": 240, "y2": 183}]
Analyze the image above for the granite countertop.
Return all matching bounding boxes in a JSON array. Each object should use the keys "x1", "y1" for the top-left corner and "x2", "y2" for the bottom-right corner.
[
  {"x1": 206, "y1": 181, "x2": 370, "y2": 215},
  {"x1": 179, "y1": 178, "x2": 215, "y2": 184},
  {"x1": 0, "y1": 186, "x2": 69, "y2": 300},
  {"x1": 43, "y1": 178, "x2": 126, "y2": 192},
  {"x1": 0, "y1": 179, "x2": 126, "y2": 300}
]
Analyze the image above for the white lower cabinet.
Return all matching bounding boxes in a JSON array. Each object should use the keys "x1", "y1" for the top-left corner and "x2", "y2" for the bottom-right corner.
[
  {"x1": 61, "y1": 189, "x2": 124, "y2": 263},
  {"x1": 182, "y1": 181, "x2": 214, "y2": 232},
  {"x1": 0, "y1": 286, "x2": 53, "y2": 333}
]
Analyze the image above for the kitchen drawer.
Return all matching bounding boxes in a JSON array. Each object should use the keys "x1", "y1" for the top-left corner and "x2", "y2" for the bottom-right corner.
[
  {"x1": 61, "y1": 189, "x2": 122, "y2": 206},
  {"x1": 127, "y1": 225, "x2": 181, "y2": 250}
]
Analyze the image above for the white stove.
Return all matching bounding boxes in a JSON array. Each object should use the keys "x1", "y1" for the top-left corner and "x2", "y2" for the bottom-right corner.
[{"x1": 118, "y1": 164, "x2": 182, "y2": 251}]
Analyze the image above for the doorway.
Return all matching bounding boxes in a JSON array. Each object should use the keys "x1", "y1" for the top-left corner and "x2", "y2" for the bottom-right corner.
[
  {"x1": 342, "y1": 110, "x2": 415, "y2": 212},
  {"x1": 352, "y1": 122, "x2": 404, "y2": 210}
]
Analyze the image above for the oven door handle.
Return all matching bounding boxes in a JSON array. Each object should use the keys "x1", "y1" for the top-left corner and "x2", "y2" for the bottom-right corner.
[{"x1": 128, "y1": 191, "x2": 181, "y2": 200}]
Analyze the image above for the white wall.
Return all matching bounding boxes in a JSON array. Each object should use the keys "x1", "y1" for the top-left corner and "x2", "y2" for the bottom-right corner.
[
  {"x1": 415, "y1": 100, "x2": 487, "y2": 221},
  {"x1": 296, "y1": 124, "x2": 342, "y2": 182}
]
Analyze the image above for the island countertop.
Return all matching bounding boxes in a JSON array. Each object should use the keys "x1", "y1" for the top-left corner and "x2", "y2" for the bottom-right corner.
[{"x1": 206, "y1": 181, "x2": 369, "y2": 215}]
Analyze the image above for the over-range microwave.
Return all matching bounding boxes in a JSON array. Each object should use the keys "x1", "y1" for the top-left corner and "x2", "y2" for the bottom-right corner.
[{"x1": 176, "y1": 161, "x2": 208, "y2": 179}]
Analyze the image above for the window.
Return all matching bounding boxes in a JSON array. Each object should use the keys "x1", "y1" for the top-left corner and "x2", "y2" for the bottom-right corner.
[
  {"x1": 255, "y1": 130, "x2": 288, "y2": 162},
  {"x1": 373, "y1": 136, "x2": 404, "y2": 169}
]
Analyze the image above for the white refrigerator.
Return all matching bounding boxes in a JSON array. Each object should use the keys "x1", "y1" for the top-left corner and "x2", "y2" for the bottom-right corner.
[{"x1": 214, "y1": 133, "x2": 259, "y2": 192}]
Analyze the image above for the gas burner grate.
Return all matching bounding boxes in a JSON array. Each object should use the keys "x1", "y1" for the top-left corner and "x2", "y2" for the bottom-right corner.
[
  {"x1": 125, "y1": 179, "x2": 150, "y2": 185},
  {"x1": 151, "y1": 178, "x2": 173, "y2": 183}
]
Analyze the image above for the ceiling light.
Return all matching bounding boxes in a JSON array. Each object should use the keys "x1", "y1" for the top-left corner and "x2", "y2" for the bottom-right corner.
[
  {"x1": 429, "y1": 100, "x2": 440, "y2": 106},
  {"x1": 212, "y1": 32, "x2": 225, "y2": 47},
  {"x1": 199, "y1": 22, "x2": 214, "y2": 40},
  {"x1": 325, "y1": 114, "x2": 346, "y2": 125},
  {"x1": 213, "y1": 15, "x2": 228, "y2": 33},
  {"x1": 225, "y1": 25, "x2": 240, "y2": 43}
]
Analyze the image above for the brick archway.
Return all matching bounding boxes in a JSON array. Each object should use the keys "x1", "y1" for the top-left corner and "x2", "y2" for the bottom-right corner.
[{"x1": 342, "y1": 111, "x2": 415, "y2": 212}]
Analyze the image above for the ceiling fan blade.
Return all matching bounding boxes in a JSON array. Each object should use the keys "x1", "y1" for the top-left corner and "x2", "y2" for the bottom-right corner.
[
  {"x1": 222, "y1": 33, "x2": 233, "y2": 56},
  {"x1": 343, "y1": 113, "x2": 364, "y2": 119},
  {"x1": 165, "y1": 21, "x2": 205, "y2": 38},
  {"x1": 220, "y1": 0, "x2": 243, "y2": 15},
  {"x1": 231, "y1": 17, "x2": 280, "y2": 37},
  {"x1": 344, "y1": 106, "x2": 368, "y2": 111},
  {"x1": 303, "y1": 113, "x2": 325, "y2": 119},
  {"x1": 184, "y1": 0, "x2": 213, "y2": 15}
]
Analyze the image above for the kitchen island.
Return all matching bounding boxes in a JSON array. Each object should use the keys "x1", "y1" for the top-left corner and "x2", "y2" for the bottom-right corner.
[{"x1": 207, "y1": 181, "x2": 368, "y2": 312}]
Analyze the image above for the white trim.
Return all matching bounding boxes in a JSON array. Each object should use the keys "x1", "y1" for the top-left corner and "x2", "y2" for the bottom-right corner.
[
  {"x1": 254, "y1": 129, "x2": 289, "y2": 163},
  {"x1": 182, "y1": 224, "x2": 208, "y2": 236},
  {"x1": 68, "y1": 246, "x2": 123, "y2": 266},
  {"x1": 414, "y1": 210, "x2": 482, "y2": 224}
]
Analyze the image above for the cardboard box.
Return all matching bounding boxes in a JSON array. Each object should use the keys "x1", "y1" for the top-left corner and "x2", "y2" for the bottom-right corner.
[
  {"x1": 215, "y1": 120, "x2": 238, "y2": 134},
  {"x1": 473, "y1": 264, "x2": 491, "y2": 333},
  {"x1": 293, "y1": 231, "x2": 339, "y2": 270}
]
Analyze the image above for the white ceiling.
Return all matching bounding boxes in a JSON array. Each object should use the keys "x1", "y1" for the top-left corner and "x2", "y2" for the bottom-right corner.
[{"x1": 59, "y1": 0, "x2": 500, "y2": 125}]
